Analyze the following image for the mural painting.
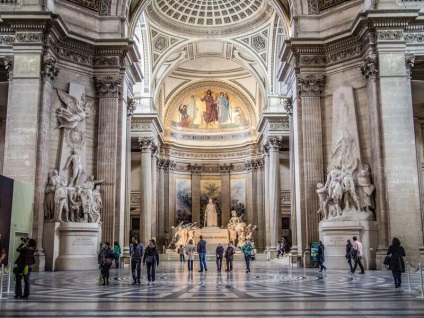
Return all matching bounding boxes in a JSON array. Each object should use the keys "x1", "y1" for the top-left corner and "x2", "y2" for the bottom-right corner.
[
  {"x1": 172, "y1": 88, "x2": 250, "y2": 130},
  {"x1": 176, "y1": 178, "x2": 192, "y2": 224},
  {"x1": 230, "y1": 177, "x2": 247, "y2": 219},
  {"x1": 200, "y1": 179, "x2": 222, "y2": 227}
]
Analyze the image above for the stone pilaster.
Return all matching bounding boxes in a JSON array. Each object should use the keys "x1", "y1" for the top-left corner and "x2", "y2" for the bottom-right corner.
[
  {"x1": 0, "y1": 118, "x2": 5, "y2": 175},
  {"x1": 256, "y1": 158, "x2": 265, "y2": 250},
  {"x1": 297, "y1": 74, "x2": 325, "y2": 245},
  {"x1": 95, "y1": 75, "x2": 122, "y2": 243},
  {"x1": 251, "y1": 161, "x2": 259, "y2": 230},
  {"x1": 32, "y1": 53, "x2": 59, "y2": 272},
  {"x1": 123, "y1": 101, "x2": 136, "y2": 256},
  {"x1": 168, "y1": 161, "x2": 176, "y2": 229},
  {"x1": 220, "y1": 163, "x2": 231, "y2": 227},
  {"x1": 157, "y1": 159, "x2": 167, "y2": 247},
  {"x1": 190, "y1": 163, "x2": 202, "y2": 227},
  {"x1": 151, "y1": 144, "x2": 158, "y2": 241},
  {"x1": 268, "y1": 136, "x2": 282, "y2": 248},
  {"x1": 263, "y1": 144, "x2": 271, "y2": 248},
  {"x1": 139, "y1": 137, "x2": 153, "y2": 245},
  {"x1": 164, "y1": 161, "x2": 170, "y2": 234}
]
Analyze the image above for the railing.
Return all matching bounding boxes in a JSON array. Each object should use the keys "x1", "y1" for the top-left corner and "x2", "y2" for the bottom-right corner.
[{"x1": 406, "y1": 262, "x2": 424, "y2": 299}]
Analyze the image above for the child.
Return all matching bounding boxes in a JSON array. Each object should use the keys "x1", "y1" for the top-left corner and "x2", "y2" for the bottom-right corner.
[{"x1": 177, "y1": 244, "x2": 185, "y2": 262}]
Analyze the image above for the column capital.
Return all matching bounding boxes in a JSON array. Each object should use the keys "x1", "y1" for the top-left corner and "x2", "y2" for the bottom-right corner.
[
  {"x1": 151, "y1": 143, "x2": 159, "y2": 157},
  {"x1": 256, "y1": 158, "x2": 264, "y2": 170},
  {"x1": 190, "y1": 163, "x2": 203, "y2": 174},
  {"x1": 94, "y1": 75, "x2": 122, "y2": 98},
  {"x1": 41, "y1": 53, "x2": 59, "y2": 81},
  {"x1": 138, "y1": 137, "x2": 153, "y2": 150},
  {"x1": 262, "y1": 143, "x2": 270, "y2": 156},
  {"x1": 219, "y1": 163, "x2": 231, "y2": 175},
  {"x1": 4, "y1": 57, "x2": 13, "y2": 81},
  {"x1": 127, "y1": 98, "x2": 136, "y2": 118},
  {"x1": 267, "y1": 136, "x2": 282, "y2": 150},
  {"x1": 297, "y1": 74, "x2": 326, "y2": 97},
  {"x1": 405, "y1": 53, "x2": 415, "y2": 79},
  {"x1": 245, "y1": 161, "x2": 253, "y2": 171},
  {"x1": 158, "y1": 159, "x2": 170, "y2": 171},
  {"x1": 169, "y1": 160, "x2": 176, "y2": 171},
  {"x1": 283, "y1": 97, "x2": 293, "y2": 117},
  {"x1": 360, "y1": 54, "x2": 379, "y2": 79}
]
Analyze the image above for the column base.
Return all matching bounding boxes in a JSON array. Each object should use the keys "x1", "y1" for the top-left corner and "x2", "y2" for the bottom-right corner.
[{"x1": 33, "y1": 249, "x2": 46, "y2": 272}]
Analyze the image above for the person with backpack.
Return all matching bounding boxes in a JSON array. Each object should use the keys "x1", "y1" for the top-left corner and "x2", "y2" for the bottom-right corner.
[
  {"x1": 14, "y1": 238, "x2": 36, "y2": 299},
  {"x1": 225, "y1": 242, "x2": 235, "y2": 272},
  {"x1": 113, "y1": 241, "x2": 121, "y2": 269},
  {"x1": 98, "y1": 242, "x2": 114, "y2": 285},
  {"x1": 130, "y1": 236, "x2": 143, "y2": 285},
  {"x1": 345, "y1": 239, "x2": 354, "y2": 272},
  {"x1": 143, "y1": 239, "x2": 159, "y2": 285}
]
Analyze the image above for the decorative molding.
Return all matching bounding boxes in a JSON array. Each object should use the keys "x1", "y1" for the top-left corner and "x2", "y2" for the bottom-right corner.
[
  {"x1": 267, "y1": 136, "x2": 282, "y2": 150},
  {"x1": 219, "y1": 163, "x2": 231, "y2": 174},
  {"x1": 190, "y1": 163, "x2": 203, "y2": 174},
  {"x1": 168, "y1": 148, "x2": 262, "y2": 160},
  {"x1": 405, "y1": 53, "x2": 415, "y2": 78},
  {"x1": 308, "y1": 0, "x2": 320, "y2": 15},
  {"x1": 99, "y1": 0, "x2": 112, "y2": 16},
  {"x1": 93, "y1": 56, "x2": 120, "y2": 67},
  {"x1": 138, "y1": 137, "x2": 153, "y2": 150},
  {"x1": 94, "y1": 75, "x2": 122, "y2": 98},
  {"x1": 169, "y1": 161, "x2": 177, "y2": 171},
  {"x1": 41, "y1": 54, "x2": 59, "y2": 80},
  {"x1": 297, "y1": 74, "x2": 326, "y2": 97},
  {"x1": 319, "y1": 0, "x2": 349, "y2": 10},
  {"x1": 0, "y1": 35, "x2": 14, "y2": 46},
  {"x1": 360, "y1": 54, "x2": 379, "y2": 79},
  {"x1": 377, "y1": 30, "x2": 404, "y2": 41},
  {"x1": 15, "y1": 32, "x2": 43, "y2": 43},
  {"x1": 64, "y1": 127, "x2": 85, "y2": 151},
  {"x1": 405, "y1": 33, "x2": 424, "y2": 43},
  {"x1": 68, "y1": 0, "x2": 100, "y2": 11}
]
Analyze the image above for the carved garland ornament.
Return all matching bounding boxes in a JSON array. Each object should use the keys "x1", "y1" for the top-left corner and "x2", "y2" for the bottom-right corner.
[{"x1": 377, "y1": 30, "x2": 404, "y2": 41}]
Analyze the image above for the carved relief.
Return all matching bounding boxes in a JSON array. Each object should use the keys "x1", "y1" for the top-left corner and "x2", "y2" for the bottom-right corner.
[
  {"x1": 219, "y1": 163, "x2": 231, "y2": 174},
  {"x1": 4, "y1": 57, "x2": 13, "y2": 81},
  {"x1": 190, "y1": 163, "x2": 203, "y2": 174},
  {"x1": 252, "y1": 35, "x2": 266, "y2": 52},
  {"x1": 127, "y1": 100, "x2": 136, "y2": 118},
  {"x1": 99, "y1": 0, "x2": 112, "y2": 16},
  {"x1": 297, "y1": 74, "x2": 326, "y2": 97},
  {"x1": 308, "y1": 0, "x2": 320, "y2": 15},
  {"x1": 405, "y1": 33, "x2": 424, "y2": 43},
  {"x1": 377, "y1": 30, "x2": 404, "y2": 41},
  {"x1": 154, "y1": 36, "x2": 169, "y2": 52},
  {"x1": 41, "y1": 54, "x2": 59, "y2": 80},
  {"x1": 64, "y1": 127, "x2": 85, "y2": 151},
  {"x1": 283, "y1": 97, "x2": 293, "y2": 117},
  {"x1": 360, "y1": 54, "x2": 378, "y2": 79},
  {"x1": 405, "y1": 53, "x2": 415, "y2": 78},
  {"x1": 15, "y1": 32, "x2": 43, "y2": 43},
  {"x1": 94, "y1": 75, "x2": 122, "y2": 98},
  {"x1": 0, "y1": 35, "x2": 14, "y2": 46}
]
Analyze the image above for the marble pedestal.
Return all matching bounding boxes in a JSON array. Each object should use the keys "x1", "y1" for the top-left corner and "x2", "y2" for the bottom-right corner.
[
  {"x1": 319, "y1": 216, "x2": 378, "y2": 270},
  {"x1": 44, "y1": 221, "x2": 101, "y2": 271},
  {"x1": 197, "y1": 227, "x2": 229, "y2": 254}
]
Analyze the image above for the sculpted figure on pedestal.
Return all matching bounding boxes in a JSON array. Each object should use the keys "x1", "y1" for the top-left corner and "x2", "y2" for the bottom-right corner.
[
  {"x1": 341, "y1": 166, "x2": 360, "y2": 211},
  {"x1": 64, "y1": 149, "x2": 83, "y2": 187},
  {"x1": 54, "y1": 178, "x2": 69, "y2": 222},
  {"x1": 204, "y1": 198, "x2": 218, "y2": 227},
  {"x1": 68, "y1": 186, "x2": 82, "y2": 222},
  {"x1": 357, "y1": 165, "x2": 375, "y2": 212},
  {"x1": 90, "y1": 184, "x2": 102, "y2": 223},
  {"x1": 80, "y1": 175, "x2": 105, "y2": 223},
  {"x1": 324, "y1": 165, "x2": 343, "y2": 217},
  {"x1": 316, "y1": 183, "x2": 329, "y2": 221},
  {"x1": 45, "y1": 169, "x2": 62, "y2": 219}
]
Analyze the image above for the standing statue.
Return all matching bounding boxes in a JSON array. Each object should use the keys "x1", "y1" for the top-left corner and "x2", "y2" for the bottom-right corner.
[
  {"x1": 341, "y1": 167, "x2": 360, "y2": 211},
  {"x1": 163, "y1": 230, "x2": 170, "y2": 247},
  {"x1": 357, "y1": 165, "x2": 375, "y2": 212},
  {"x1": 56, "y1": 90, "x2": 94, "y2": 129},
  {"x1": 64, "y1": 149, "x2": 83, "y2": 187},
  {"x1": 80, "y1": 175, "x2": 105, "y2": 223},
  {"x1": 54, "y1": 178, "x2": 69, "y2": 222},
  {"x1": 324, "y1": 165, "x2": 343, "y2": 217},
  {"x1": 316, "y1": 183, "x2": 329, "y2": 221},
  {"x1": 90, "y1": 184, "x2": 102, "y2": 223},
  {"x1": 45, "y1": 169, "x2": 62, "y2": 219},
  {"x1": 228, "y1": 223, "x2": 237, "y2": 244},
  {"x1": 204, "y1": 198, "x2": 218, "y2": 227},
  {"x1": 68, "y1": 186, "x2": 82, "y2": 222}
]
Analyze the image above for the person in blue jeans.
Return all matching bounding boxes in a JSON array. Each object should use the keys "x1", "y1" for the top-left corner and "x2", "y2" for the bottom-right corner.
[
  {"x1": 197, "y1": 235, "x2": 207, "y2": 272},
  {"x1": 241, "y1": 240, "x2": 253, "y2": 273}
]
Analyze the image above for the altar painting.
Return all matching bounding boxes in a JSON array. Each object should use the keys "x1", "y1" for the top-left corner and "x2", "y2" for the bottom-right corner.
[
  {"x1": 176, "y1": 178, "x2": 192, "y2": 224},
  {"x1": 230, "y1": 177, "x2": 247, "y2": 218}
]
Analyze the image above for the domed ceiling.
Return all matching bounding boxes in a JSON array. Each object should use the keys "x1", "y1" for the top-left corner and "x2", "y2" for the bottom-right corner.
[{"x1": 146, "y1": 0, "x2": 270, "y2": 36}]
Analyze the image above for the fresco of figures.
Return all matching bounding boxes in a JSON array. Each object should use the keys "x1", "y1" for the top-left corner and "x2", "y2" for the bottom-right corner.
[
  {"x1": 171, "y1": 88, "x2": 250, "y2": 130},
  {"x1": 230, "y1": 177, "x2": 246, "y2": 218},
  {"x1": 176, "y1": 178, "x2": 192, "y2": 224}
]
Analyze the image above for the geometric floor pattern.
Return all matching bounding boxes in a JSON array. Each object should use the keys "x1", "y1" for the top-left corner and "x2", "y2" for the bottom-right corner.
[{"x1": 1, "y1": 258, "x2": 424, "y2": 317}]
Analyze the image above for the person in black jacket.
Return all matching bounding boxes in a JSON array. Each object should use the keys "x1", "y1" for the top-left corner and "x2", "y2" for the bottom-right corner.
[
  {"x1": 14, "y1": 238, "x2": 36, "y2": 299},
  {"x1": 197, "y1": 235, "x2": 207, "y2": 272},
  {"x1": 98, "y1": 242, "x2": 114, "y2": 286},
  {"x1": 317, "y1": 241, "x2": 327, "y2": 272},
  {"x1": 215, "y1": 243, "x2": 224, "y2": 272},
  {"x1": 387, "y1": 237, "x2": 406, "y2": 288},
  {"x1": 345, "y1": 239, "x2": 354, "y2": 272},
  {"x1": 143, "y1": 239, "x2": 159, "y2": 285}
]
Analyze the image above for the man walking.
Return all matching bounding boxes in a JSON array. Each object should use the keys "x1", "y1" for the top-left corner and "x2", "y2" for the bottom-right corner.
[
  {"x1": 130, "y1": 236, "x2": 143, "y2": 284},
  {"x1": 197, "y1": 235, "x2": 207, "y2": 272},
  {"x1": 241, "y1": 240, "x2": 253, "y2": 273},
  {"x1": 352, "y1": 236, "x2": 365, "y2": 274},
  {"x1": 216, "y1": 243, "x2": 224, "y2": 272}
]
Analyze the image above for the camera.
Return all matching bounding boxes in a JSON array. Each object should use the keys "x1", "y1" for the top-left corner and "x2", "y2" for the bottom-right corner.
[{"x1": 20, "y1": 237, "x2": 29, "y2": 243}]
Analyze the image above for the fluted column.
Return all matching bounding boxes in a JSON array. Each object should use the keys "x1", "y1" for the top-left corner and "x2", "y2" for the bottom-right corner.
[
  {"x1": 168, "y1": 161, "x2": 176, "y2": 229},
  {"x1": 32, "y1": 54, "x2": 59, "y2": 272},
  {"x1": 164, "y1": 161, "x2": 170, "y2": 233},
  {"x1": 268, "y1": 137, "x2": 282, "y2": 248},
  {"x1": 245, "y1": 161, "x2": 253, "y2": 225},
  {"x1": 263, "y1": 145, "x2": 271, "y2": 248},
  {"x1": 191, "y1": 164, "x2": 202, "y2": 227},
  {"x1": 251, "y1": 161, "x2": 259, "y2": 228},
  {"x1": 220, "y1": 163, "x2": 231, "y2": 226},
  {"x1": 297, "y1": 74, "x2": 325, "y2": 244},
  {"x1": 94, "y1": 75, "x2": 122, "y2": 242},
  {"x1": 284, "y1": 98, "x2": 298, "y2": 255},
  {"x1": 0, "y1": 118, "x2": 5, "y2": 174},
  {"x1": 157, "y1": 159, "x2": 167, "y2": 247},
  {"x1": 151, "y1": 144, "x2": 158, "y2": 241},
  {"x1": 124, "y1": 101, "x2": 135, "y2": 255},
  {"x1": 256, "y1": 159, "x2": 265, "y2": 250},
  {"x1": 138, "y1": 137, "x2": 153, "y2": 245}
]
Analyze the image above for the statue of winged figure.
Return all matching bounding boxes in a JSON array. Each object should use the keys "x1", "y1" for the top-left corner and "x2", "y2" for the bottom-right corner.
[{"x1": 56, "y1": 89, "x2": 95, "y2": 129}]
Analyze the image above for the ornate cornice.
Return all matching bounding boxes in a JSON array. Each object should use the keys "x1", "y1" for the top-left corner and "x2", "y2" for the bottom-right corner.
[
  {"x1": 360, "y1": 54, "x2": 379, "y2": 79},
  {"x1": 0, "y1": 35, "x2": 15, "y2": 46},
  {"x1": 190, "y1": 163, "x2": 203, "y2": 174},
  {"x1": 405, "y1": 33, "x2": 424, "y2": 43},
  {"x1": 94, "y1": 75, "x2": 122, "y2": 98},
  {"x1": 297, "y1": 74, "x2": 326, "y2": 97},
  {"x1": 167, "y1": 147, "x2": 262, "y2": 160},
  {"x1": 15, "y1": 32, "x2": 44, "y2": 43},
  {"x1": 41, "y1": 53, "x2": 59, "y2": 80},
  {"x1": 138, "y1": 137, "x2": 153, "y2": 150}
]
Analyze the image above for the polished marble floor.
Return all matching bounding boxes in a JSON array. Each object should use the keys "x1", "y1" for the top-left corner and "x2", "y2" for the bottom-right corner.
[{"x1": 1, "y1": 257, "x2": 424, "y2": 317}]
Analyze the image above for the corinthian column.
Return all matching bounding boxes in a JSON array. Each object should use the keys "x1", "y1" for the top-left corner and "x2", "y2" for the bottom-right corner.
[
  {"x1": 157, "y1": 159, "x2": 166, "y2": 247},
  {"x1": 263, "y1": 145, "x2": 271, "y2": 248},
  {"x1": 220, "y1": 163, "x2": 231, "y2": 226},
  {"x1": 139, "y1": 137, "x2": 153, "y2": 245},
  {"x1": 297, "y1": 74, "x2": 325, "y2": 244},
  {"x1": 151, "y1": 144, "x2": 158, "y2": 241},
  {"x1": 95, "y1": 75, "x2": 122, "y2": 242},
  {"x1": 190, "y1": 164, "x2": 202, "y2": 227},
  {"x1": 268, "y1": 136, "x2": 282, "y2": 248},
  {"x1": 256, "y1": 159, "x2": 265, "y2": 250}
]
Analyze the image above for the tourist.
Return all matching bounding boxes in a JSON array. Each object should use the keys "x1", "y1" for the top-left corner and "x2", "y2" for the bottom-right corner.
[
  {"x1": 281, "y1": 238, "x2": 287, "y2": 257},
  {"x1": 178, "y1": 244, "x2": 185, "y2": 263},
  {"x1": 276, "y1": 241, "x2": 282, "y2": 258},
  {"x1": 241, "y1": 239, "x2": 253, "y2": 273},
  {"x1": 98, "y1": 242, "x2": 114, "y2": 285},
  {"x1": 113, "y1": 241, "x2": 121, "y2": 269},
  {"x1": 130, "y1": 236, "x2": 143, "y2": 285},
  {"x1": 317, "y1": 240, "x2": 327, "y2": 272},
  {"x1": 14, "y1": 238, "x2": 36, "y2": 299},
  {"x1": 186, "y1": 239, "x2": 195, "y2": 271},
  {"x1": 225, "y1": 242, "x2": 235, "y2": 272},
  {"x1": 197, "y1": 235, "x2": 207, "y2": 272},
  {"x1": 387, "y1": 237, "x2": 406, "y2": 288},
  {"x1": 216, "y1": 243, "x2": 224, "y2": 272},
  {"x1": 345, "y1": 239, "x2": 354, "y2": 272},
  {"x1": 352, "y1": 236, "x2": 365, "y2": 274},
  {"x1": 143, "y1": 239, "x2": 159, "y2": 285}
]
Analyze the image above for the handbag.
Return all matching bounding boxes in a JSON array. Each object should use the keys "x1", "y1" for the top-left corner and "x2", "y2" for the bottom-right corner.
[
  {"x1": 103, "y1": 258, "x2": 113, "y2": 267},
  {"x1": 383, "y1": 255, "x2": 391, "y2": 266}
]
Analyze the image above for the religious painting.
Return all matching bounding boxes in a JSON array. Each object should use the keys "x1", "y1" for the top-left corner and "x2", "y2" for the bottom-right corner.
[
  {"x1": 200, "y1": 179, "x2": 222, "y2": 227},
  {"x1": 176, "y1": 178, "x2": 192, "y2": 224},
  {"x1": 230, "y1": 177, "x2": 247, "y2": 218},
  {"x1": 171, "y1": 88, "x2": 251, "y2": 131}
]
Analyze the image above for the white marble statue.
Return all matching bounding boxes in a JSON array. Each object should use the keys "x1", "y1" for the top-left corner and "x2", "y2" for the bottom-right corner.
[
  {"x1": 357, "y1": 165, "x2": 375, "y2": 212},
  {"x1": 64, "y1": 149, "x2": 83, "y2": 187},
  {"x1": 68, "y1": 185, "x2": 82, "y2": 222},
  {"x1": 204, "y1": 198, "x2": 218, "y2": 227},
  {"x1": 228, "y1": 223, "x2": 237, "y2": 244},
  {"x1": 324, "y1": 165, "x2": 343, "y2": 217},
  {"x1": 80, "y1": 174, "x2": 105, "y2": 223},
  {"x1": 316, "y1": 182, "x2": 329, "y2": 221},
  {"x1": 90, "y1": 184, "x2": 102, "y2": 223},
  {"x1": 45, "y1": 169, "x2": 62, "y2": 219},
  {"x1": 56, "y1": 90, "x2": 94, "y2": 129},
  {"x1": 54, "y1": 178, "x2": 69, "y2": 222},
  {"x1": 341, "y1": 166, "x2": 360, "y2": 211}
]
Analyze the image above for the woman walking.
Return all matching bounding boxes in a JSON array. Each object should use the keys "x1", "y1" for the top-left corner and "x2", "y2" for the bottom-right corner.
[
  {"x1": 98, "y1": 242, "x2": 114, "y2": 285},
  {"x1": 143, "y1": 239, "x2": 160, "y2": 285},
  {"x1": 317, "y1": 240, "x2": 327, "y2": 272},
  {"x1": 345, "y1": 239, "x2": 354, "y2": 272},
  {"x1": 113, "y1": 241, "x2": 121, "y2": 269},
  {"x1": 387, "y1": 237, "x2": 406, "y2": 288},
  {"x1": 186, "y1": 239, "x2": 195, "y2": 271}
]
